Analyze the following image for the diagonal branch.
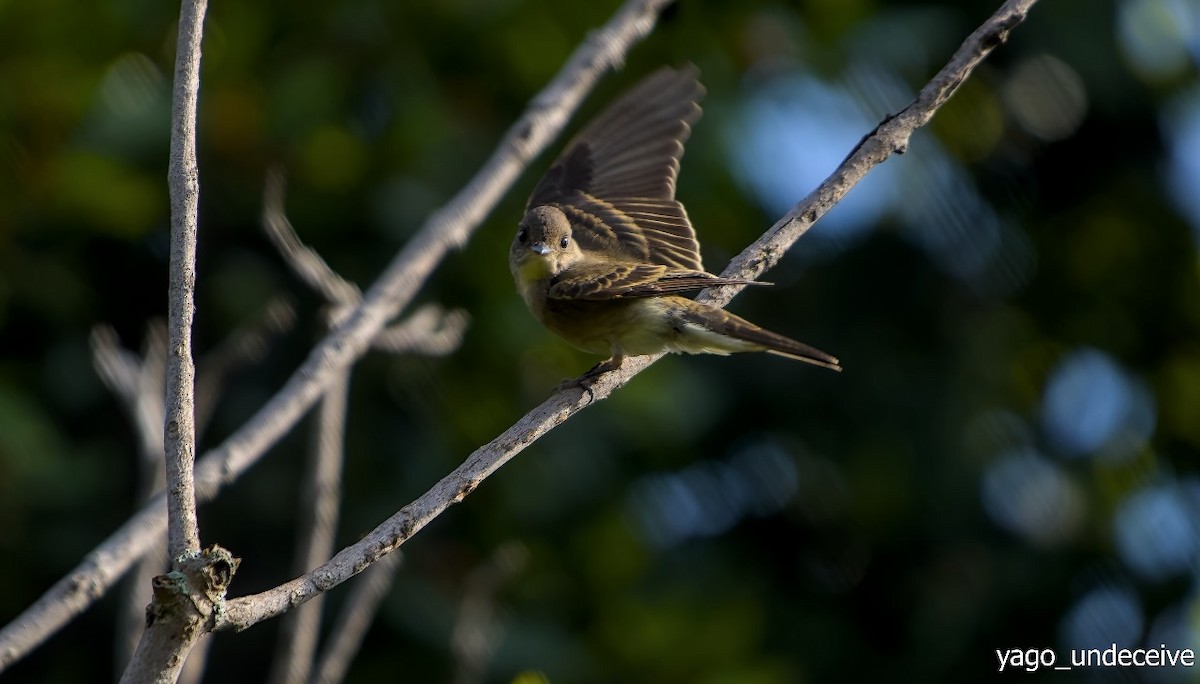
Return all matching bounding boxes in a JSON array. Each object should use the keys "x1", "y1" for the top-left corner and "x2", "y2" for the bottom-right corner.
[
  {"x1": 216, "y1": 0, "x2": 1038, "y2": 630},
  {"x1": 0, "y1": 0, "x2": 675, "y2": 671},
  {"x1": 266, "y1": 372, "x2": 350, "y2": 684}
]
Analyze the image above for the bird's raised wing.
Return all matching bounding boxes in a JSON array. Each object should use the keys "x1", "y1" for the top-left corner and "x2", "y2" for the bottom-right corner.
[{"x1": 527, "y1": 66, "x2": 706, "y2": 271}]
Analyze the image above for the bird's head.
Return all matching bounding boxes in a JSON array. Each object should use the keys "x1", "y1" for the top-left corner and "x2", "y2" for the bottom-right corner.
[{"x1": 510, "y1": 205, "x2": 582, "y2": 281}]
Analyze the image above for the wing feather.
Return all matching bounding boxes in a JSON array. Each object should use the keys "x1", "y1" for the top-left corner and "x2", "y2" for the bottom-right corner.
[
  {"x1": 527, "y1": 66, "x2": 706, "y2": 271},
  {"x1": 549, "y1": 263, "x2": 766, "y2": 301}
]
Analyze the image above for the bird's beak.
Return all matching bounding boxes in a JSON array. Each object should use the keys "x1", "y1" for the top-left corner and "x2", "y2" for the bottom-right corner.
[{"x1": 529, "y1": 242, "x2": 551, "y2": 256}]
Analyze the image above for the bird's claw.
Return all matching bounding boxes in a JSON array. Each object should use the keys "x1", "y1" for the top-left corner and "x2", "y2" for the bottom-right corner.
[{"x1": 553, "y1": 356, "x2": 622, "y2": 403}]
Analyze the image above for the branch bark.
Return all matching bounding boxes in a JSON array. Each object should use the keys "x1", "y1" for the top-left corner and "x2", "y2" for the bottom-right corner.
[
  {"x1": 0, "y1": 0, "x2": 674, "y2": 671},
  {"x1": 117, "y1": 0, "x2": 215, "y2": 679},
  {"x1": 266, "y1": 372, "x2": 350, "y2": 684},
  {"x1": 118, "y1": 547, "x2": 238, "y2": 684},
  {"x1": 163, "y1": 0, "x2": 206, "y2": 563}
]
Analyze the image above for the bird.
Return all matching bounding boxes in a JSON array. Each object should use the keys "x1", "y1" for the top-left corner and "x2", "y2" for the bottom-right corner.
[{"x1": 509, "y1": 65, "x2": 841, "y2": 380}]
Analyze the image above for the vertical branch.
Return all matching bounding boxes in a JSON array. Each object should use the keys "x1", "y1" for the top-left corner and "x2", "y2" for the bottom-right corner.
[
  {"x1": 163, "y1": 0, "x2": 208, "y2": 561},
  {"x1": 267, "y1": 372, "x2": 351, "y2": 684},
  {"x1": 118, "y1": 0, "x2": 221, "y2": 681},
  {"x1": 310, "y1": 553, "x2": 402, "y2": 684}
]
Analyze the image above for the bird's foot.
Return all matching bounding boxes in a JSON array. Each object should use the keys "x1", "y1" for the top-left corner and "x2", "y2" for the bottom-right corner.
[
  {"x1": 552, "y1": 355, "x2": 623, "y2": 402},
  {"x1": 582, "y1": 355, "x2": 622, "y2": 381}
]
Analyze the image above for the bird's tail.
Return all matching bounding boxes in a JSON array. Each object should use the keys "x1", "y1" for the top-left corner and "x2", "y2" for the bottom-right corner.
[{"x1": 675, "y1": 300, "x2": 842, "y2": 372}]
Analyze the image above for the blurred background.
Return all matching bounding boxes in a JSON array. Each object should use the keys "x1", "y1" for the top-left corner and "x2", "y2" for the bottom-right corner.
[{"x1": 3, "y1": 0, "x2": 1200, "y2": 681}]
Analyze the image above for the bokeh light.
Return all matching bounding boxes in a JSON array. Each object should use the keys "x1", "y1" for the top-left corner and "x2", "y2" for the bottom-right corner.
[
  {"x1": 1114, "y1": 480, "x2": 1200, "y2": 582},
  {"x1": 626, "y1": 436, "x2": 800, "y2": 548},
  {"x1": 981, "y1": 448, "x2": 1084, "y2": 546},
  {"x1": 1059, "y1": 584, "x2": 1144, "y2": 651},
  {"x1": 1040, "y1": 347, "x2": 1156, "y2": 461}
]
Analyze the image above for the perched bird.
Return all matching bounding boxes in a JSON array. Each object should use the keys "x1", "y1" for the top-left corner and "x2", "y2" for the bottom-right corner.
[{"x1": 510, "y1": 65, "x2": 841, "y2": 378}]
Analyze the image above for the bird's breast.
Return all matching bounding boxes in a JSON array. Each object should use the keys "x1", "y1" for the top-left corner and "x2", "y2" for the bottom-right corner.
[{"x1": 539, "y1": 297, "x2": 678, "y2": 357}]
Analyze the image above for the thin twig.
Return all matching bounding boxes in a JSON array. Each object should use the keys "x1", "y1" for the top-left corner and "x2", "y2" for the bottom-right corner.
[
  {"x1": 262, "y1": 168, "x2": 361, "y2": 307},
  {"x1": 261, "y1": 170, "x2": 360, "y2": 684},
  {"x1": 216, "y1": 0, "x2": 1037, "y2": 630},
  {"x1": 119, "y1": 0, "x2": 211, "y2": 679},
  {"x1": 371, "y1": 304, "x2": 470, "y2": 356},
  {"x1": 90, "y1": 323, "x2": 168, "y2": 464},
  {"x1": 94, "y1": 306, "x2": 292, "y2": 677},
  {"x1": 263, "y1": 170, "x2": 468, "y2": 352},
  {"x1": 264, "y1": 173, "x2": 464, "y2": 682},
  {"x1": 267, "y1": 373, "x2": 351, "y2": 684},
  {"x1": 0, "y1": 0, "x2": 671, "y2": 669}
]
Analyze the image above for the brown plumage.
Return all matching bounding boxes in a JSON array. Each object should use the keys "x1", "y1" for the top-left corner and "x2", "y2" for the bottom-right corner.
[{"x1": 510, "y1": 66, "x2": 841, "y2": 375}]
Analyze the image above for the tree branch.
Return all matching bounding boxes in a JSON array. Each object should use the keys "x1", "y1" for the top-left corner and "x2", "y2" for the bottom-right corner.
[
  {"x1": 216, "y1": 0, "x2": 1038, "y2": 630},
  {"x1": 262, "y1": 168, "x2": 360, "y2": 307},
  {"x1": 117, "y1": 0, "x2": 213, "y2": 679},
  {"x1": 371, "y1": 304, "x2": 469, "y2": 356},
  {"x1": 267, "y1": 372, "x2": 350, "y2": 684},
  {"x1": 163, "y1": 0, "x2": 206, "y2": 562},
  {"x1": 0, "y1": 0, "x2": 674, "y2": 671}
]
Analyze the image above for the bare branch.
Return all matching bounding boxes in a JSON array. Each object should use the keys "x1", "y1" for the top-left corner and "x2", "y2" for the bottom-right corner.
[
  {"x1": 262, "y1": 172, "x2": 467, "y2": 356},
  {"x1": 310, "y1": 553, "x2": 402, "y2": 684},
  {"x1": 91, "y1": 323, "x2": 168, "y2": 462},
  {"x1": 714, "y1": 0, "x2": 1037, "y2": 285},
  {"x1": 177, "y1": 636, "x2": 212, "y2": 684},
  {"x1": 118, "y1": 0, "x2": 213, "y2": 679},
  {"x1": 216, "y1": 0, "x2": 1037, "y2": 629},
  {"x1": 262, "y1": 175, "x2": 459, "y2": 680},
  {"x1": 163, "y1": 0, "x2": 207, "y2": 561},
  {"x1": 182, "y1": 0, "x2": 673, "y2": 524},
  {"x1": 119, "y1": 547, "x2": 238, "y2": 684},
  {"x1": 93, "y1": 307, "x2": 292, "y2": 676},
  {"x1": 371, "y1": 304, "x2": 470, "y2": 356},
  {"x1": 263, "y1": 168, "x2": 361, "y2": 307},
  {"x1": 267, "y1": 372, "x2": 350, "y2": 684}
]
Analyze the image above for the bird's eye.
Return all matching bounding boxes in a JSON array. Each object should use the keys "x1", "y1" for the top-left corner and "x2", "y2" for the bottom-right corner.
[
  {"x1": 517, "y1": 228, "x2": 528, "y2": 244},
  {"x1": 559, "y1": 235, "x2": 570, "y2": 249}
]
